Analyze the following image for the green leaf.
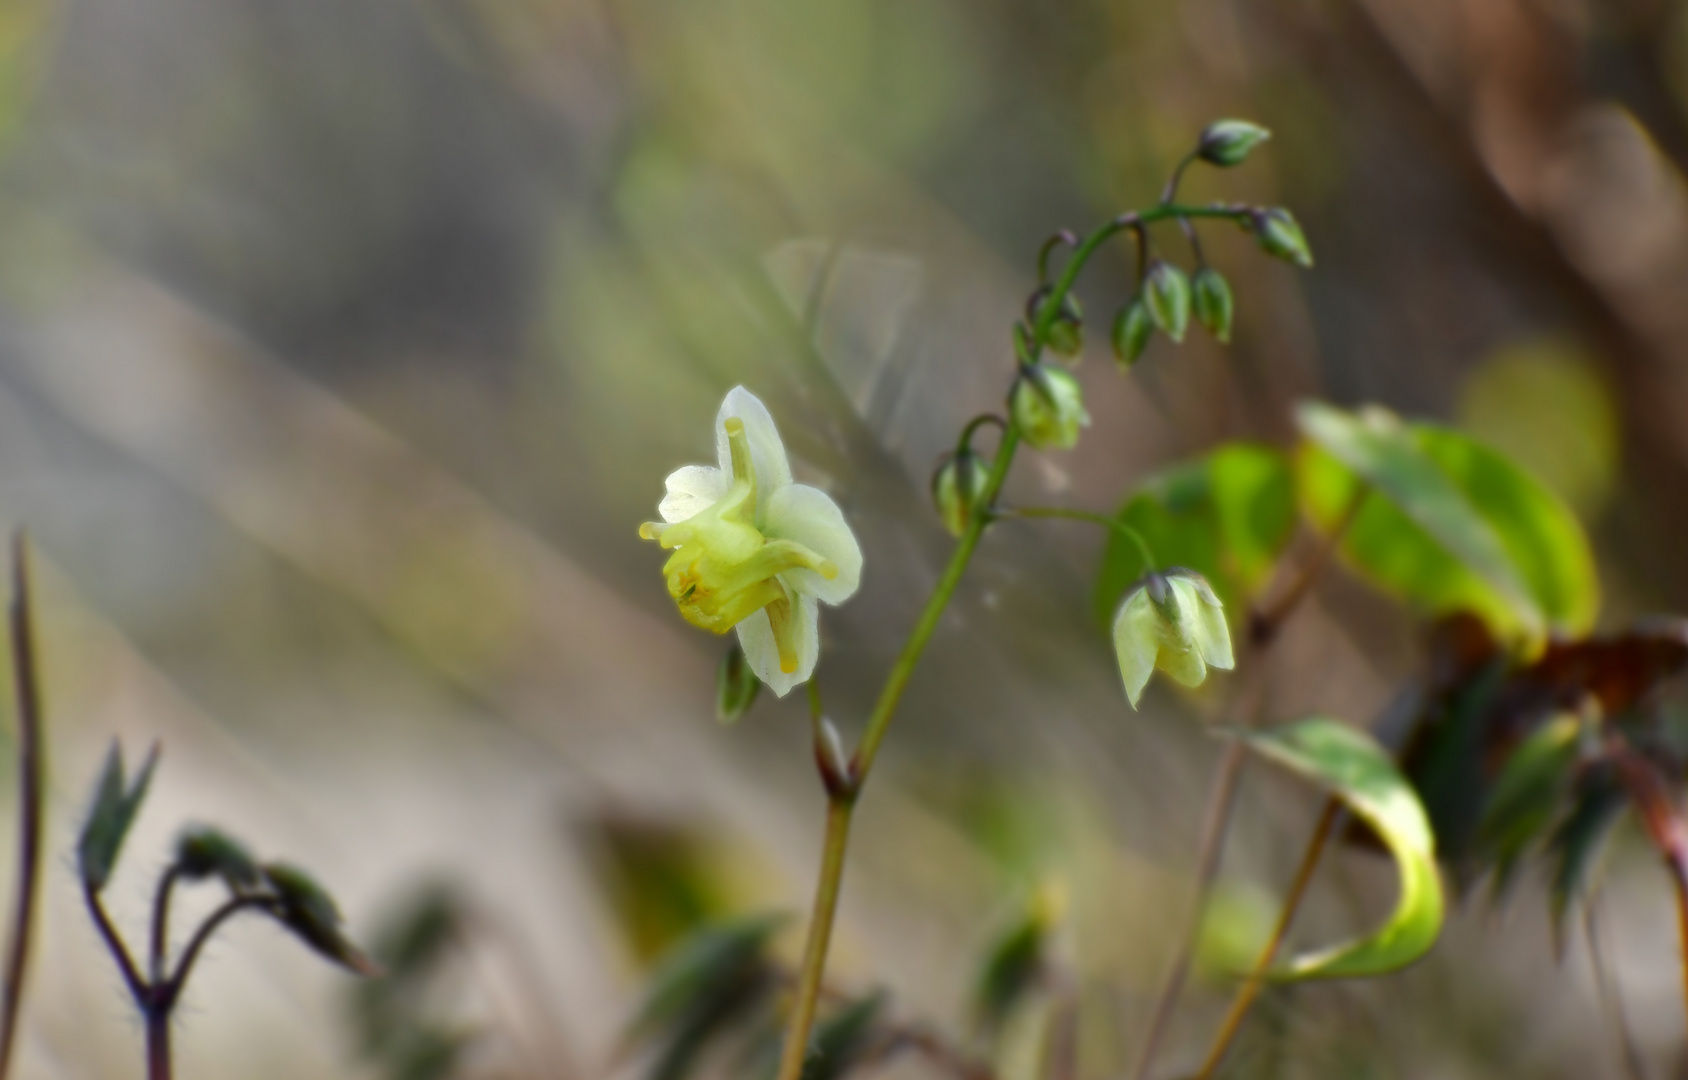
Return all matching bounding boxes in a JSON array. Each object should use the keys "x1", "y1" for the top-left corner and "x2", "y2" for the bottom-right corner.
[
  {"x1": 716, "y1": 643, "x2": 762, "y2": 725},
  {"x1": 626, "y1": 914, "x2": 785, "y2": 1044},
  {"x1": 1547, "y1": 765, "x2": 1627, "y2": 949},
  {"x1": 1476, "y1": 713, "x2": 1582, "y2": 894},
  {"x1": 77, "y1": 740, "x2": 160, "y2": 892},
  {"x1": 972, "y1": 889, "x2": 1059, "y2": 1033},
  {"x1": 1095, "y1": 443, "x2": 1296, "y2": 628},
  {"x1": 1296, "y1": 402, "x2": 1598, "y2": 642},
  {"x1": 1238, "y1": 718, "x2": 1444, "y2": 980},
  {"x1": 800, "y1": 993, "x2": 886, "y2": 1080}
]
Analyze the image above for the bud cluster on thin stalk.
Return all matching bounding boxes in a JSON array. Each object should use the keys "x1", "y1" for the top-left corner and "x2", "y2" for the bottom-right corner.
[
  {"x1": 635, "y1": 116, "x2": 1313, "y2": 1080},
  {"x1": 76, "y1": 741, "x2": 375, "y2": 1080}
]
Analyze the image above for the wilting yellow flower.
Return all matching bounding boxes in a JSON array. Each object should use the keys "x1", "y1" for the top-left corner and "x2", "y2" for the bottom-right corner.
[
  {"x1": 641, "y1": 388, "x2": 862, "y2": 696},
  {"x1": 1112, "y1": 569, "x2": 1234, "y2": 709}
]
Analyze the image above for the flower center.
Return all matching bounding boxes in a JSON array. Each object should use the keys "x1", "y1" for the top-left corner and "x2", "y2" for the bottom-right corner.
[{"x1": 641, "y1": 418, "x2": 837, "y2": 671}]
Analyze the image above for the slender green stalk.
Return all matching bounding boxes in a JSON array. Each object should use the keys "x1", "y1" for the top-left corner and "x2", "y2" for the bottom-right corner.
[
  {"x1": 999, "y1": 506, "x2": 1157, "y2": 571},
  {"x1": 775, "y1": 799, "x2": 856, "y2": 1080},
  {"x1": 1129, "y1": 493, "x2": 1364, "y2": 1080},
  {"x1": 774, "y1": 200, "x2": 1257, "y2": 1080},
  {"x1": 0, "y1": 536, "x2": 44, "y2": 1080},
  {"x1": 1192, "y1": 797, "x2": 1340, "y2": 1080}
]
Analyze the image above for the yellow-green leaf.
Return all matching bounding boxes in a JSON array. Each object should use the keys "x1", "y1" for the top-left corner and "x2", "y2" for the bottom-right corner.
[
  {"x1": 1239, "y1": 718, "x2": 1444, "y2": 980},
  {"x1": 1296, "y1": 402, "x2": 1597, "y2": 642}
]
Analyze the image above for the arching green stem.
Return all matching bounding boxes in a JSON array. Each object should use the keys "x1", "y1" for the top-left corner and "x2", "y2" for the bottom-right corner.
[
  {"x1": 775, "y1": 200, "x2": 1256, "y2": 1080},
  {"x1": 997, "y1": 506, "x2": 1157, "y2": 573}
]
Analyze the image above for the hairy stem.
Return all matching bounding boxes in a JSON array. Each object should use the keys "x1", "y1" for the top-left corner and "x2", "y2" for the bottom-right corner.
[
  {"x1": 162, "y1": 895, "x2": 274, "y2": 1010},
  {"x1": 776, "y1": 202, "x2": 1242, "y2": 1080},
  {"x1": 83, "y1": 881, "x2": 145, "y2": 1003},
  {"x1": 999, "y1": 506, "x2": 1157, "y2": 571},
  {"x1": 0, "y1": 537, "x2": 44, "y2": 1080},
  {"x1": 1192, "y1": 797, "x2": 1340, "y2": 1080},
  {"x1": 146, "y1": 1008, "x2": 171, "y2": 1080},
  {"x1": 149, "y1": 867, "x2": 181, "y2": 986}
]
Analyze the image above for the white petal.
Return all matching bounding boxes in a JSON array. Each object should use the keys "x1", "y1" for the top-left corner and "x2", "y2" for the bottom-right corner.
[
  {"x1": 1192, "y1": 595, "x2": 1235, "y2": 671},
  {"x1": 716, "y1": 387, "x2": 792, "y2": 515},
  {"x1": 764, "y1": 483, "x2": 862, "y2": 606},
  {"x1": 735, "y1": 594, "x2": 819, "y2": 697},
  {"x1": 1112, "y1": 587, "x2": 1158, "y2": 709},
  {"x1": 658, "y1": 465, "x2": 728, "y2": 523}
]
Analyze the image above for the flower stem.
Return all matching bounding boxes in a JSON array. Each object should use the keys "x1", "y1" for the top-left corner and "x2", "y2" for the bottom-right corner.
[
  {"x1": 998, "y1": 506, "x2": 1157, "y2": 571},
  {"x1": 1191, "y1": 797, "x2": 1340, "y2": 1080},
  {"x1": 776, "y1": 197, "x2": 1219, "y2": 1080},
  {"x1": 146, "y1": 1007, "x2": 171, "y2": 1080},
  {"x1": 1129, "y1": 495, "x2": 1363, "y2": 1080},
  {"x1": 0, "y1": 536, "x2": 44, "y2": 1080}
]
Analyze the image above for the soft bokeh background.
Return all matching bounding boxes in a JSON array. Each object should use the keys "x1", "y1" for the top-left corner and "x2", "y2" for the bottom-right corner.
[{"x1": 0, "y1": 0, "x2": 1684, "y2": 1076}]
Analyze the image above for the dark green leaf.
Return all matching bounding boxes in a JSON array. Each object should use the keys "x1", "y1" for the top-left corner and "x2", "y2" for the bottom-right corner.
[
  {"x1": 626, "y1": 914, "x2": 785, "y2": 1045},
  {"x1": 77, "y1": 740, "x2": 160, "y2": 892},
  {"x1": 801, "y1": 993, "x2": 886, "y2": 1080},
  {"x1": 717, "y1": 643, "x2": 762, "y2": 724},
  {"x1": 1238, "y1": 718, "x2": 1445, "y2": 980},
  {"x1": 1547, "y1": 765, "x2": 1627, "y2": 950},
  {"x1": 972, "y1": 893, "x2": 1055, "y2": 1033},
  {"x1": 1095, "y1": 443, "x2": 1296, "y2": 628},
  {"x1": 1476, "y1": 713, "x2": 1582, "y2": 895}
]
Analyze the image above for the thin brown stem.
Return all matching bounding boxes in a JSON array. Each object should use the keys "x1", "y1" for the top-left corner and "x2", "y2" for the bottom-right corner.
[
  {"x1": 1130, "y1": 499, "x2": 1363, "y2": 1080},
  {"x1": 149, "y1": 867, "x2": 181, "y2": 986},
  {"x1": 145, "y1": 1007, "x2": 171, "y2": 1080},
  {"x1": 161, "y1": 895, "x2": 275, "y2": 1011},
  {"x1": 83, "y1": 880, "x2": 145, "y2": 1004},
  {"x1": 1126, "y1": 680, "x2": 1260, "y2": 1080},
  {"x1": 1584, "y1": 898, "x2": 1648, "y2": 1080},
  {"x1": 0, "y1": 536, "x2": 44, "y2": 1080},
  {"x1": 1192, "y1": 798, "x2": 1341, "y2": 1080}
]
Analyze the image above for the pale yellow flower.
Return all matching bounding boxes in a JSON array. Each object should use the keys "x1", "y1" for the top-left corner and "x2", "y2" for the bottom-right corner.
[
  {"x1": 641, "y1": 388, "x2": 862, "y2": 696},
  {"x1": 1112, "y1": 569, "x2": 1234, "y2": 708}
]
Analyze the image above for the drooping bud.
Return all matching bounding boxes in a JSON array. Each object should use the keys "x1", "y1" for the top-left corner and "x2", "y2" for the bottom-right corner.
[
  {"x1": 1197, "y1": 120, "x2": 1271, "y2": 167},
  {"x1": 1144, "y1": 261, "x2": 1191, "y2": 343},
  {"x1": 1111, "y1": 297, "x2": 1154, "y2": 370},
  {"x1": 1112, "y1": 567, "x2": 1235, "y2": 709},
  {"x1": 1191, "y1": 266, "x2": 1234, "y2": 343},
  {"x1": 1252, "y1": 208, "x2": 1313, "y2": 269},
  {"x1": 1032, "y1": 290, "x2": 1084, "y2": 359},
  {"x1": 175, "y1": 826, "x2": 261, "y2": 889},
  {"x1": 715, "y1": 642, "x2": 761, "y2": 725},
  {"x1": 1011, "y1": 364, "x2": 1090, "y2": 451},
  {"x1": 932, "y1": 450, "x2": 992, "y2": 538},
  {"x1": 263, "y1": 862, "x2": 381, "y2": 976}
]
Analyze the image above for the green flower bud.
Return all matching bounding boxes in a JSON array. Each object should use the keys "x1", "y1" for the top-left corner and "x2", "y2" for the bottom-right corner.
[
  {"x1": 1197, "y1": 119, "x2": 1271, "y2": 167},
  {"x1": 1112, "y1": 568, "x2": 1234, "y2": 709},
  {"x1": 1011, "y1": 365, "x2": 1090, "y2": 451},
  {"x1": 1144, "y1": 261, "x2": 1191, "y2": 343},
  {"x1": 1111, "y1": 297, "x2": 1154, "y2": 370},
  {"x1": 1253, "y1": 208, "x2": 1313, "y2": 269},
  {"x1": 1191, "y1": 266, "x2": 1234, "y2": 344},
  {"x1": 175, "y1": 826, "x2": 261, "y2": 889},
  {"x1": 715, "y1": 642, "x2": 761, "y2": 725},
  {"x1": 263, "y1": 862, "x2": 381, "y2": 976},
  {"x1": 932, "y1": 450, "x2": 991, "y2": 537},
  {"x1": 1032, "y1": 291, "x2": 1084, "y2": 359}
]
